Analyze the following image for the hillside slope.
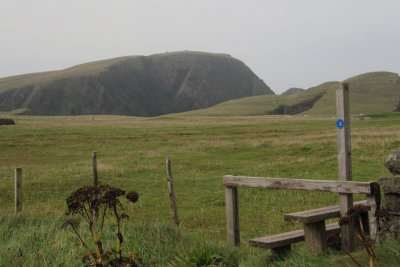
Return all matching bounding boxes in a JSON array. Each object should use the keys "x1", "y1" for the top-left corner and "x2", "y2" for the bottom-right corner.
[
  {"x1": 185, "y1": 72, "x2": 400, "y2": 116},
  {"x1": 281, "y1": 87, "x2": 304, "y2": 95},
  {"x1": 0, "y1": 51, "x2": 273, "y2": 116}
]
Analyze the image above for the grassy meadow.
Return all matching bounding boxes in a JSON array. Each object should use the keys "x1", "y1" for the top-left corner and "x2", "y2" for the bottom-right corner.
[{"x1": 1, "y1": 114, "x2": 400, "y2": 266}]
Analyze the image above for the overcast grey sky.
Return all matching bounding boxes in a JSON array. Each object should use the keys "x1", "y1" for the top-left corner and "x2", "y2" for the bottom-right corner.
[{"x1": 1, "y1": 1, "x2": 399, "y2": 94}]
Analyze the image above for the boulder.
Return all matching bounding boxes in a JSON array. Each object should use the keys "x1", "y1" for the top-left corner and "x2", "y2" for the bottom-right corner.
[{"x1": 384, "y1": 151, "x2": 400, "y2": 175}]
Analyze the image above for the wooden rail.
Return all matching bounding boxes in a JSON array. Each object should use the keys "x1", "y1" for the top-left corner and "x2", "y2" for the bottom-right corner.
[
  {"x1": 223, "y1": 175, "x2": 380, "y2": 248},
  {"x1": 223, "y1": 175, "x2": 376, "y2": 194}
]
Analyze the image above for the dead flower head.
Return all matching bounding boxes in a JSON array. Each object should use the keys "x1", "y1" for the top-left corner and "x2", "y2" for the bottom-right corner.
[
  {"x1": 100, "y1": 186, "x2": 125, "y2": 207},
  {"x1": 66, "y1": 186, "x2": 100, "y2": 215},
  {"x1": 126, "y1": 191, "x2": 139, "y2": 203},
  {"x1": 339, "y1": 204, "x2": 370, "y2": 226}
]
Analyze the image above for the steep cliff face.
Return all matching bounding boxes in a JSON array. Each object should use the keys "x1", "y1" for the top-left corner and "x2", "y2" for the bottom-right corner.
[{"x1": 0, "y1": 51, "x2": 273, "y2": 116}]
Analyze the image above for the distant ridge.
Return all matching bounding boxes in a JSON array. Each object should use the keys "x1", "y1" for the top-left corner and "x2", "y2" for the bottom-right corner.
[
  {"x1": 281, "y1": 88, "x2": 304, "y2": 96},
  {"x1": 184, "y1": 72, "x2": 400, "y2": 116},
  {"x1": 0, "y1": 51, "x2": 273, "y2": 116}
]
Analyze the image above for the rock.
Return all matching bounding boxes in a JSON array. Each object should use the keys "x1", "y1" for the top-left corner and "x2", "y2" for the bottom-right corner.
[
  {"x1": 383, "y1": 194, "x2": 400, "y2": 213},
  {"x1": 384, "y1": 151, "x2": 400, "y2": 175},
  {"x1": 377, "y1": 157, "x2": 400, "y2": 241},
  {"x1": 378, "y1": 176, "x2": 400, "y2": 194},
  {"x1": 377, "y1": 176, "x2": 400, "y2": 241},
  {"x1": 378, "y1": 214, "x2": 400, "y2": 242},
  {"x1": 378, "y1": 177, "x2": 400, "y2": 214}
]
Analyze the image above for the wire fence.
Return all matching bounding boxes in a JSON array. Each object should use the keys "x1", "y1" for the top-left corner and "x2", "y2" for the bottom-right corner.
[
  {"x1": 1, "y1": 165, "x2": 347, "y2": 242},
  {"x1": 1, "y1": 155, "x2": 304, "y2": 239},
  {"x1": 0, "y1": 168, "x2": 227, "y2": 219}
]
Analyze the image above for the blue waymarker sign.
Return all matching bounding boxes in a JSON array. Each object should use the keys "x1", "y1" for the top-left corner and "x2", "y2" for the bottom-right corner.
[{"x1": 336, "y1": 119, "x2": 344, "y2": 129}]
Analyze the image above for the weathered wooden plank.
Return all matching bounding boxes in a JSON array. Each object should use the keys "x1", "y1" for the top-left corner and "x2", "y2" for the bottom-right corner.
[
  {"x1": 223, "y1": 175, "x2": 373, "y2": 194},
  {"x1": 286, "y1": 206, "x2": 340, "y2": 224},
  {"x1": 15, "y1": 168, "x2": 22, "y2": 213},
  {"x1": 337, "y1": 82, "x2": 355, "y2": 252},
  {"x1": 249, "y1": 223, "x2": 340, "y2": 249},
  {"x1": 249, "y1": 229, "x2": 304, "y2": 249},
  {"x1": 285, "y1": 200, "x2": 366, "y2": 224},
  {"x1": 225, "y1": 186, "x2": 240, "y2": 246}
]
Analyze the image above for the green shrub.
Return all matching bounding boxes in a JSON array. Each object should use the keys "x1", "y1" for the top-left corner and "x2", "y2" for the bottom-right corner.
[{"x1": 0, "y1": 118, "x2": 15, "y2": 125}]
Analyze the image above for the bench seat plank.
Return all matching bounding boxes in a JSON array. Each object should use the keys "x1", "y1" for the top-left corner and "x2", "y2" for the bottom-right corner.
[
  {"x1": 249, "y1": 229, "x2": 304, "y2": 249},
  {"x1": 249, "y1": 223, "x2": 340, "y2": 249},
  {"x1": 284, "y1": 200, "x2": 366, "y2": 224}
]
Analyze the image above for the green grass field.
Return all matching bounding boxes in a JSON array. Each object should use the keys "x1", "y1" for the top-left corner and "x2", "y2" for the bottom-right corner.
[{"x1": 0, "y1": 114, "x2": 399, "y2": 266}]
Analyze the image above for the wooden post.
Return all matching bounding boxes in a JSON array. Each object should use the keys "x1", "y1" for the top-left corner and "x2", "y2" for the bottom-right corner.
[
  {"x1": 15, "y1": 168, "x2": 22, "y2": 214},
  {"x1": 366, "y1": 182, "x2": 381, "y2": 240},
  {"x1": 92, "y1": 152, "x2": 98, "y2": 220},
  {"x1": 225, "y1": 186, "x2": 240, "y2": 246},
  {"x1": 336, "y1": 82, "x2": 355, "y2": 251},
  {"x1": 166, "y1": 156, "x2": 179, "y2": 227},
  {"x1": 92, "y1": 151, "x2": 98, "y2": 187},
  {"x1": 304, "y1": 221, "x2": 327, "y2": 253}
]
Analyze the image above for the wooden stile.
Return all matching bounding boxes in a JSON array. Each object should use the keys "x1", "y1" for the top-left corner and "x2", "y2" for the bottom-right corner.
[{"x1": 223, "y1": 175, "x2": 380, "y2": 251}]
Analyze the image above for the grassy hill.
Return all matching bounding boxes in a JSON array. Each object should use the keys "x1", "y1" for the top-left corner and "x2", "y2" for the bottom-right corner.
[
  {"x1": 0, "y1": 51, "x2": 273, "y2": 116},
  {"x1": 281, "y1": 87, "x2": 305, "y2": 95},
  {"x1": 185, "y1": 72, "x2": 400, "y2": 116}
]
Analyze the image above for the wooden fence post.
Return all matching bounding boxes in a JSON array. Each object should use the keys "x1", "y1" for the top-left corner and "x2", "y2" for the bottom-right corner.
[
  {"x1": 166, "y1": 156, "x2": 179, "y2": 227},
  {"x1": 92, "y1": 151, "x2": 98, "y2": 187},
  {"x1": 225, "y1": 186, "x2": 240, "y2": 246},
  {"x1": 366, "y1": 182, "x2": 381, "y2": 240},
  {"x1": 336, "y1": 82, "x2": 355, "y2": 252},
  {"x1": 92, "y1": 152, "x2": 99, "y2": 220},
  {"x1": 15, "y1": 168, "x2": 22, "y2": 214}
]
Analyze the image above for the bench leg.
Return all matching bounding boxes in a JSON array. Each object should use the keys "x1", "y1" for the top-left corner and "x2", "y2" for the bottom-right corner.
[
  {"x1": 304, "y1": 221, "x2": 327, "y2": 253},
  {"x1": 269, "y1": 245, "x2": 291, "y2": 257}
]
